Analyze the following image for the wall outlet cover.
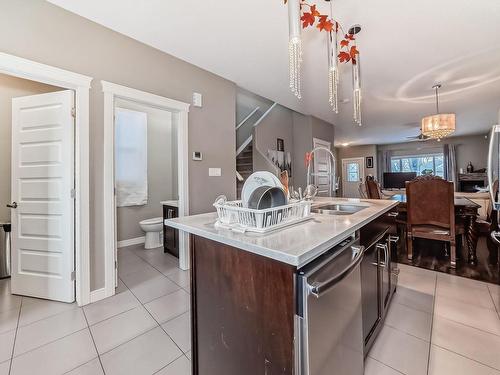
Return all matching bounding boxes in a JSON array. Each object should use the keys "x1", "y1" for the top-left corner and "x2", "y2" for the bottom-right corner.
[{"x1": 193, "y1": 92, "x2": 203, "y2": 107}]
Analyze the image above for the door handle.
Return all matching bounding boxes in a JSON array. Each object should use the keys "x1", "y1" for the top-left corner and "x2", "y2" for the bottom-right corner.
[
  {"x1": 387, "y1": 212, "x2": 398, "y2": 218},
  {"x1": 6, "y1": 202, "x2": 17, "y2": 209},
  {"x1": 376, "y1": 243, "x2": 389, "y2": 268}
]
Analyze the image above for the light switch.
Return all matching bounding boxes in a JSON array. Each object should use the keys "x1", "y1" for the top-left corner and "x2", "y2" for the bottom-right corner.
[
  {"x1": 209, "y1": 168, "x2": 221, "y2": 177},
  {"x1": 193, "y1": 92, "x2": 203, "y2": 107},
  {"x1": 192, "y1": 151, "x2": 203, "y2": 161}
]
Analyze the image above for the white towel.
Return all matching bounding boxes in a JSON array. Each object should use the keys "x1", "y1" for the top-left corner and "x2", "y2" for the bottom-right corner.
[{"x1": 115, "y1": 107, "x2": 148, "y2": 207}]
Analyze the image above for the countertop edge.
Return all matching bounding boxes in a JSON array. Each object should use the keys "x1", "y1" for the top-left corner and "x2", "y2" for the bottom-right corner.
[{"x1": 166, "y1": 200, "x2": 399, "y2": 267}]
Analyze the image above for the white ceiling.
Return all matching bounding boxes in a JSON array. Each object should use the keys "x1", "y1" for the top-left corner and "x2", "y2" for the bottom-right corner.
[{"x1": 48, "y1": 0, "x2": 500, "y2": 146}]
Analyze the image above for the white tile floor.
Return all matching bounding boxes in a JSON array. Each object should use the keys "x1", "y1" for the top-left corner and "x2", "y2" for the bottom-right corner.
[
  {"x1": 366, "y1": 263, "x2": 500, "y2": 375},
  {"x1": 0, "y1": 245, "x2": 190, "y2": 375},
  {"x1": 1, "y1": 246, "x2": 499, "y2": 375}
]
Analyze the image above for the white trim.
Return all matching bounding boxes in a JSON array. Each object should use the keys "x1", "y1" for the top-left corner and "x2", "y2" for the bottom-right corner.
[
  {"x1": 0, "y1": 52, "x2": 92, "y2": 306},
  {"x1": 236, "y1": 135, "x2": 253, "y2": 156},
  {"x1": 102, "y1": 80, "x2": 191, "y2": 302},
  {"x1": 89, "y1": 288, "x2": 107, "y2": 304},
  {"x1": 253, "y1": 102, "x2": 277, "y2": 128},
  {"x1": 235, "y1": 107, "x2": 259, "y2": 131},
  {"x1": 117, "y1": 236, "x2": 145, "y2": 248}
]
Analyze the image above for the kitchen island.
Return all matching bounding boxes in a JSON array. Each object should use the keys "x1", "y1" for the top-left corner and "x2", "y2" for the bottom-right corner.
[{"x1": 166, "y1": 198, "x2": 399, "y2": 375}]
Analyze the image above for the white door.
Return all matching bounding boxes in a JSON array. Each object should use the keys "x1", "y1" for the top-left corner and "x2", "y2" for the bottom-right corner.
[
  {"x1": 312, "y1": 138, "x2": 334, "y2": 196},
  {"x1": 342, "y1": 158, "x2": 365, "y2": 198},
  {"x1": 11, "y1": 90, "x2": 75, "y2": 302}
]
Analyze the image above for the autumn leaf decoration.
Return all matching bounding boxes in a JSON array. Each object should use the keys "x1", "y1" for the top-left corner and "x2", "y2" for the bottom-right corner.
[{"x1": 286, "y1": 0, "x2": 359, "y2": 64}]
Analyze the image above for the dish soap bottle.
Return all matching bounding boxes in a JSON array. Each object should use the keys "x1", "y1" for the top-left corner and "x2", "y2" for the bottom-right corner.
[{"x1": 466, "y1": 161, "x2": 474, "y2": 173}]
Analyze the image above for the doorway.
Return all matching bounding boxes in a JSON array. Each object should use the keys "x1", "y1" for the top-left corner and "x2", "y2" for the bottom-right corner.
[
  {"x1": 101, "y1": 81, "x2": 190, "y2": 301},
  {"x1": 341, "y1": 157, "x2": 365, "y2": 198},
  {"x1": 0, "y1": 51, "x2": 92, "y2": 305}
]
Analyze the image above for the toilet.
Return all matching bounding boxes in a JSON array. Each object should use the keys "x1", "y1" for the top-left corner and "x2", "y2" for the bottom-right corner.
[{"x1": 139, "y1": 217, "x2": 164, "y2": 249}]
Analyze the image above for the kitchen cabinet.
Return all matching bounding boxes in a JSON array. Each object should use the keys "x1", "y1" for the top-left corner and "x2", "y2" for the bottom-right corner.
[{"x1": 163, "y1": 204, "x2": 179, "y2": 257}]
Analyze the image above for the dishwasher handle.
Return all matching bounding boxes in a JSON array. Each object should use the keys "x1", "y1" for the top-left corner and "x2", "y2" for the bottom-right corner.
[{"x1": 309, "y1": 245, "x2": 364, "y2": 298}]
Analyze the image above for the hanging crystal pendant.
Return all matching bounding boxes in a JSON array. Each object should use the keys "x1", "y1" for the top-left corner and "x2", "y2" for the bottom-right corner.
[
  {"x1": 352, "y1": 51, "x2": 362, "y2": 126},
  {"x1": 327, "y1": 27, "x2": 339, "y2": 112},
  {"x1": 288, "y1": 0, "x2": 302, "y2": 99}
]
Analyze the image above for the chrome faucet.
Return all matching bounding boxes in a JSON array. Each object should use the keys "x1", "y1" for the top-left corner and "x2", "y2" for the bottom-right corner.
[{"x1": 306, "y1": 146, "x2": 338, "y2": 197}]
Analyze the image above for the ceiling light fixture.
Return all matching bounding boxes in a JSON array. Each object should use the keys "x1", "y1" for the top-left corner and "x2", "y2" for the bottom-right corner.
[
  {"x1": 421, "y1": 84, "x2": 456, "y2": 140},
  {"x1": 285, "y1": 0, "x2": 362, "y2": 125}
]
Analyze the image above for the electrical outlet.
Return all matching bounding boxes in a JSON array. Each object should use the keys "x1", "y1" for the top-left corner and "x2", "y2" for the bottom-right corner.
[{"x1": 193, "y1": 92, "x2": 203, "y2": 107}]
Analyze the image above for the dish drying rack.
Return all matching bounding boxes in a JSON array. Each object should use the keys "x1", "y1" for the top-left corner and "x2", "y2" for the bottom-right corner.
[{"x1": 213, "y1": 199, "x2": 312, "y2": 233}]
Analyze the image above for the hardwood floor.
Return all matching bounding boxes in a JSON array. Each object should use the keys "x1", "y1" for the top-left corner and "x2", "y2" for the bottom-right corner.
[{"x1": 397, "y1": 237, "x2": 500, "y2": 285}]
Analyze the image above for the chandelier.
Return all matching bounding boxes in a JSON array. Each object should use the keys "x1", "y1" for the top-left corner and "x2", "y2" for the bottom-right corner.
[
  {"x1": 421, "y1": 84, "x2": 456, "y2": 140},
  {"x1": 286, "y1": 0, "x2": 362, "y2": 125}
]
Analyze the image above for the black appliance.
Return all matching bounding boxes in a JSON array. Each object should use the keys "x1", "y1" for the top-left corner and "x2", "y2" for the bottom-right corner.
[{"x1": 383, "y1": 172, "x2": 417, "y2": 189}]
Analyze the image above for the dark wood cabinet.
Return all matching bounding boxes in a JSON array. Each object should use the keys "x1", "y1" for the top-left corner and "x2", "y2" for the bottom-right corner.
[{"x1": 163, "y1": 204, "x2": 179, "y2": 257}]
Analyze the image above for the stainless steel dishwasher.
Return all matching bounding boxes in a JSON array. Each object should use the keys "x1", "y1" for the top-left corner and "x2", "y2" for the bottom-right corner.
[{"x1": 295, "y1": 234, "x2": 365, "y2": 375}]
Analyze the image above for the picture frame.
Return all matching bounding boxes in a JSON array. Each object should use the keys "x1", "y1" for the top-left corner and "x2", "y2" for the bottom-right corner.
[
  {"x1": 366, "y1": 156, "x2": 374, "y2": 169},
  {"x1": 277, "y1": 138, "x2": 284, "y2": 152}
]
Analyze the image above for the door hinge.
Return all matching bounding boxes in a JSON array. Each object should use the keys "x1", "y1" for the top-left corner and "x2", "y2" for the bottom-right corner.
[
  {"x1": 71, "y1": 271, "x2": 76, "y2": 281},
  {"x1": 115, "y1": 260, "x2": 117, "y2": 270},
  {"x1": 70, "y1": 188, "x2": 76, "y2": 199},
  {"x1": 71, "y1": 107, "x2": 76, "y2": 118}
]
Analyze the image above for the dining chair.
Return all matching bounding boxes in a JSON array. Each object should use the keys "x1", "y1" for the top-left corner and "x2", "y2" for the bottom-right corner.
[
  {"x1": 365, "y1": 177, "x2": 391, "y2": 200},
  {"x1": 476, "y1": 179, "x2": 499, "y2": 264},
  {"x1": 406, "y1": 175, "x2": 465, "y2": 268}
]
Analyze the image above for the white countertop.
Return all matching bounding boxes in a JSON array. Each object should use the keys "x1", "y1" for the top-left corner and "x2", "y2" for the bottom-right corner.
[
  {"x1": 165, "y1": 198, "x2": 398, "y2": 267},
  {"x1": 160, "y1": 200, "x2": 179, "y2": 207}
]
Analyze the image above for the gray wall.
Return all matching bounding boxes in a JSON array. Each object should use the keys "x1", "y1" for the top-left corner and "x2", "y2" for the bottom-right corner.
[
  {"x1": 0, "y1": 0, "x2": 236, "y2": 291},
  {"x1": 0, "y1": 73, "x2": 62, "y2": 223},
  {"x1": 115, "y1": 99, "x2": 177, "y2": 242}
]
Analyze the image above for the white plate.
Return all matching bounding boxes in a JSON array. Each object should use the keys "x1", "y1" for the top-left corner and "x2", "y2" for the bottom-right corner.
[{"x1": 241, "y1": 171, "x2": 283, "y2": 208}]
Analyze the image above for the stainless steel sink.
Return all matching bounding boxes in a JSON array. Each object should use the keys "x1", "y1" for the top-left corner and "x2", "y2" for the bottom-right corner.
[{"x1": 312, "y1": 204, "x2": 368, "y2": 215}]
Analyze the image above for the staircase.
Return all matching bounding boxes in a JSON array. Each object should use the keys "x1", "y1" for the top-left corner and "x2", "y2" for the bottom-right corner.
[{"x1": 236, "y1": 143, "x2": 253, "y2": 198}]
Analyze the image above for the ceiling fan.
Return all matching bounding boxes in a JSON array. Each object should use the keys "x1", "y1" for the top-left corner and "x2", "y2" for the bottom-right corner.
[{"x1": 406, "y1": 131, "x2": 430, "y2": 142}]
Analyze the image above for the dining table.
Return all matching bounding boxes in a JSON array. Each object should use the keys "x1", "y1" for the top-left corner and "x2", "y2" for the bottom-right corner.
[{"x1": 390, "y1": 194, "x2": 481, "y2": 265}]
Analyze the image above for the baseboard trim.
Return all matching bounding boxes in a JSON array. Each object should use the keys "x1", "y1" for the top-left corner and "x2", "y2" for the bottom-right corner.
[
  {"x1": 117, "y1": 236, "x2": 145, "y2": 248},
  {"x1": 89, "y1": 287, "x2": 107, "y2": 303}
]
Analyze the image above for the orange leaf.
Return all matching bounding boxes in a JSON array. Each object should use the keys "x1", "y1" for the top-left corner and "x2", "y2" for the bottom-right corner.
[
  {"x1": 317, "y1": 16, "x2": 333, "y2": 32},
  {"x1": 340, "y1": 39, "x2": 349, "y2": 48},
  {"x1": 301, "y1": 12, "x2": 315, "y2": 28},
  {"x1": 345, "y1": 33, "x2": 355, "y2": 41},
  {"x1": 349, "y1": 45, "x2": 359, "y2": 59},
  {"x1": 310, "y1": 4, "x2": 321, "y2": 16},
  {"x1": 338, "y1": 51, "x2": 351, "y2": 63}
]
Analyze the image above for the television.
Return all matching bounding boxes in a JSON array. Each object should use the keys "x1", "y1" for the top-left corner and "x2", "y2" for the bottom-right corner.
[{"x1": 383, "y1": 172, "x2": 417, "y2": 189}]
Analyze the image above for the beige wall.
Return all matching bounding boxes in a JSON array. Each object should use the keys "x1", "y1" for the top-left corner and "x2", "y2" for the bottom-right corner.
[
  {"x1": 115, "y1": 99, "x2": 177, "y2": 242},
  {"x1": 0, "y1": 73, "x2": 62, "y2": 223},
  {"x1": 0, "y1": 0, "x2": 236, "y2": 290}
]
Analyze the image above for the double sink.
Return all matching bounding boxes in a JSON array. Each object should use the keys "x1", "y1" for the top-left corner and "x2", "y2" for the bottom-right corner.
[{"x1": 312, "y1": 203, "x2": 368, "y2": 216}]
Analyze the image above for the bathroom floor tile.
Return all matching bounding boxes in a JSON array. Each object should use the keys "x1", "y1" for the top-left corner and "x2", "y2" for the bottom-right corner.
[
  {"x1": 90, "y1": 306, "x2": 157, "y2": 354},
  {"x1": 161, "y1": 311, "x2": 191, "y2": 352},
  {"x1": 166, "y1": 269, "x2": 190, "y2": 289},
  {"x1": 432, "y1": 315, "x2": 500, "y2": 370},
  {"x1": 0, "y1": 361, "x2": 10, "y2": 375},
  {"x1": 155, "y1": 355, "x2": 191, "y2": 375},
  {"x1": 392, "y1": 285, "x2": 434, "y2": 314},
  {"x1": 436, "y1": 277, "x2": 496, "y2": 310},
  {"x1": 14, "y1": 308, "x2": 87, "y2": 356},
  {"x1": 0, "y1": 329, "x2": 15, "y2": 363},
  {"x1": 10, "y1": 329, "x2": 97, "y2": 375},
  {"x1": 434, "y1": 295, "x2": 500, "y2": 335},
  {"x1": 144, "y1": 289, "x2": 190, "y2": 324},
  {"x1": 100, "y1": 327, "x2": 182, "y2": 375},
  {"x1": 83, "y1": 290, "x2": 140, "y2": 326},
  {"x1": 0, "y1": 308, "x2": 19, "y2": 334},
  {"x1": 384, "y1": 302, "x2": 432, "y2": 341},
  {"x1": 428, "y1": 345, "x2": 500, "y2": 375},
  {"x1": 65, "y1": 358, "x2": 104, "y2": 375},
  {"x1": 124, "y1": 273, "x2": 180, "y2": 304},
  {"x1": 364, "y1": 357, "x2": 403, "y2": 375},
  {"x1": 0, "y1": 293, "x2": 22, "y2": 314},
  {"x1": 19, "y1": 297, "x2": 78, "y2": 327},
  {"x1": 368, "y1": 325, "x2": 429, "y2": 375}
]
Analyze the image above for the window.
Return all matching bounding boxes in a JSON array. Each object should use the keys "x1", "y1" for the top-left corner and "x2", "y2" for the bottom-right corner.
[
  {"x1": 390, "y1": 153, "x2": 444, "y2": 177},
  {"x1": 115, "y1": 108, "x2": 148, "y2": 207},
  {"x1": 346, "y1": 162, "x2": 360, "y2": 182}
]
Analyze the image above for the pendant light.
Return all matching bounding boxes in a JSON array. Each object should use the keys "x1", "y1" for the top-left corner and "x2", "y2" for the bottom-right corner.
[
  {"x1": 288, "y1": 0, "x2": 302, "y2": 99},
  {"x1": 421, "y1": 84, "x2": 456, "y2": 140}
]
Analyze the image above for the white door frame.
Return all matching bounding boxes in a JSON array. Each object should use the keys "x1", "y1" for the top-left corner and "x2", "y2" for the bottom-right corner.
[
  {"x1": 0, "y1": 52, "x2": 92, "y2": 306},
  {"x1": 341, "y1": 157, "x2": 365, "y2": 197},
  {"x1": 101, "y1": 81, "x2": 190, "y2": 301}
]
